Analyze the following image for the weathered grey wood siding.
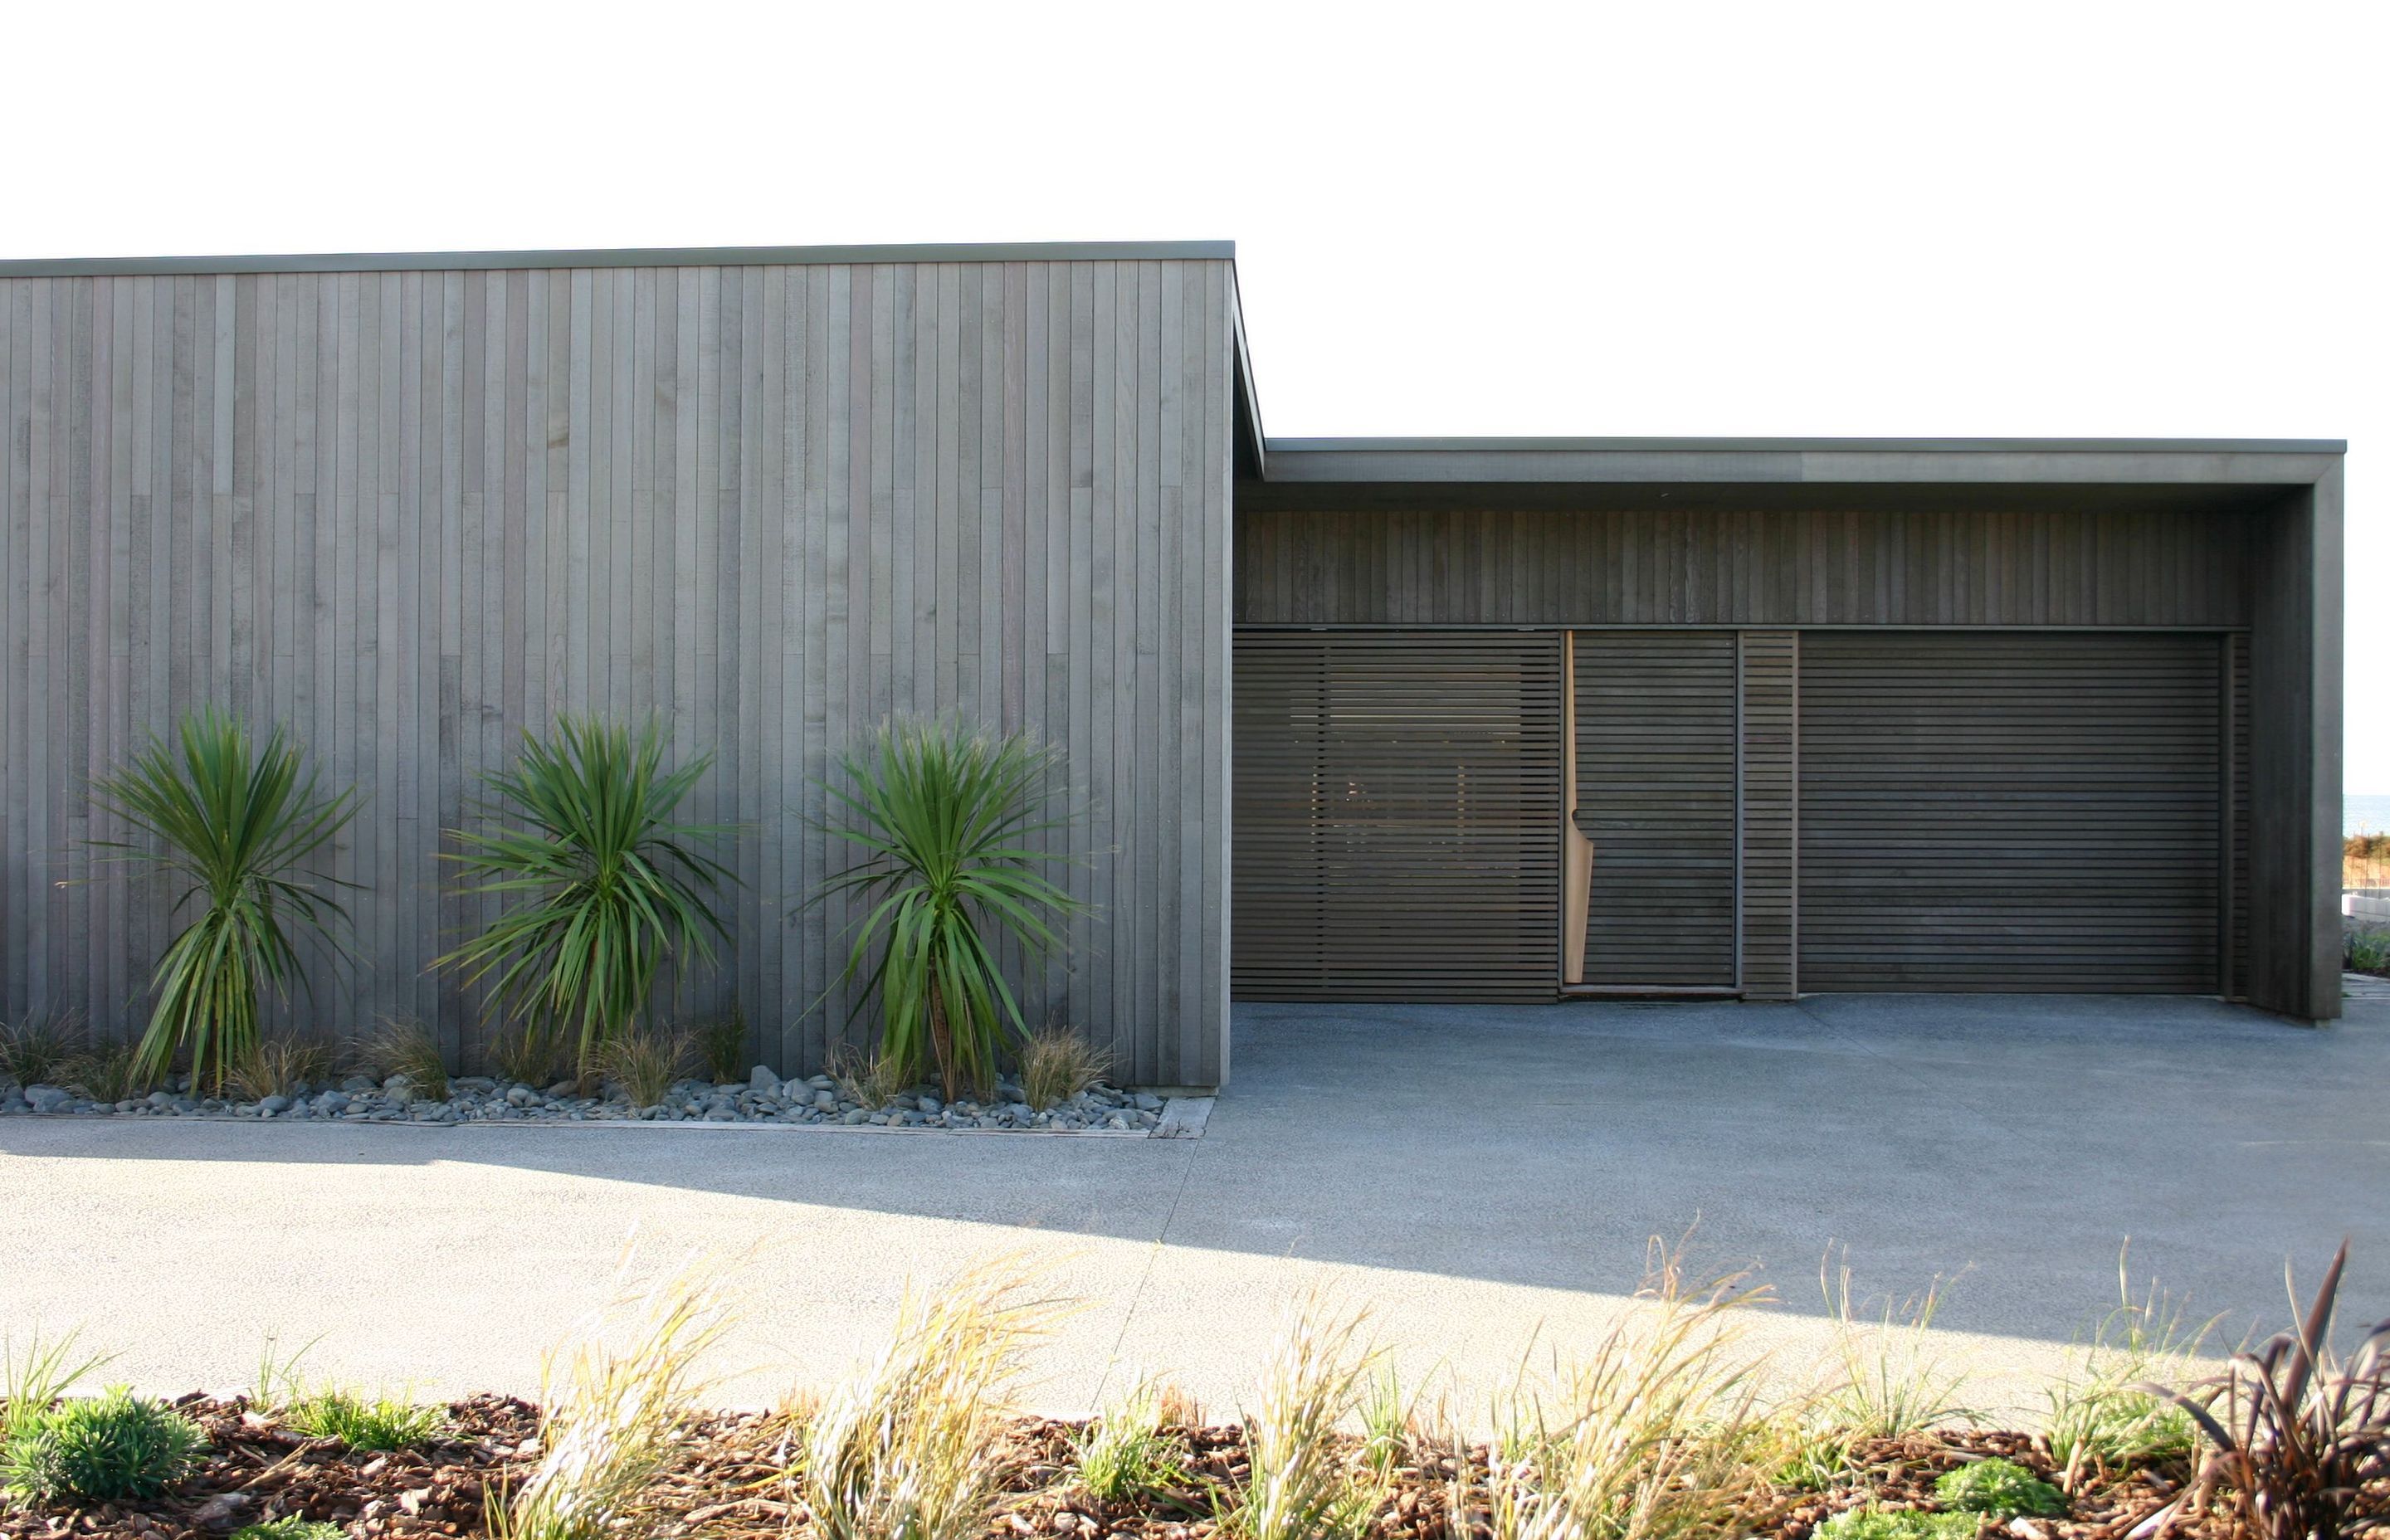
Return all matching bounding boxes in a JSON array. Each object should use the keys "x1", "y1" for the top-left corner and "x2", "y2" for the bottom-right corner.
[
  {"x1": 2246, "y1": 475, "x2": 2342, "y2": 1021},
  {"x1": 0, "y1": 258, "x2": 1235, "y2": 1086},
  {"x1": 1236, "y1": 504, "x2": 2254, "y2": 627}
]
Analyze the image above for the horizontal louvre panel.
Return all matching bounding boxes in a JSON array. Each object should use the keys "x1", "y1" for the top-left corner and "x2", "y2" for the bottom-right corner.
[
  {"x1": 1574, "y1": 632, "x2": 1738, "y2": 986},
  {"x1": 1739, "y1": 632, "x2": 1798, "y2": 997},
  {"x1": 1798, "y1": 632, "x2": 2222, "y2": 992},
  {"x1": 1233, "y1": 631, "x2": 1560, "y2": 1001}
]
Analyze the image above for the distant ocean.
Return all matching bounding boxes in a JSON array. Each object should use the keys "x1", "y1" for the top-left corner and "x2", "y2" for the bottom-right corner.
[{"x1": 2347, "y1": 796, "x2": 2390, "y2": 838}]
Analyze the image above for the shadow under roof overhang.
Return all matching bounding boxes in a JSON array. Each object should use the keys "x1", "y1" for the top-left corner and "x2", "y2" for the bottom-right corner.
[{"x1": 1242, "y1": 436, "x2": 2344, "y2": 515}]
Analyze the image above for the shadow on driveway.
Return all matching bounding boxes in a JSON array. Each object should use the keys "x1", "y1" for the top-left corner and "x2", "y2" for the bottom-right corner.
[{"x1": 7, "y1": 993, "x2": 2384, "y2": 1348}]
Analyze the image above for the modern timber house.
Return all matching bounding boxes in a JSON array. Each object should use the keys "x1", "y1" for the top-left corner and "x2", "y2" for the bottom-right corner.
[{"x1": 0, "y1": 241, "x2": 2347, "y2": 1089}]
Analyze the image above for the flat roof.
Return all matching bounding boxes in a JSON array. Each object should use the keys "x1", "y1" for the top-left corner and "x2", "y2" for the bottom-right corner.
[
  {"x1": 1269, "y1": 436, "x2": 2346, "y2": 456},
  {"x1": 0, "y1": 239, "x2": 1236, "y2": 279}
]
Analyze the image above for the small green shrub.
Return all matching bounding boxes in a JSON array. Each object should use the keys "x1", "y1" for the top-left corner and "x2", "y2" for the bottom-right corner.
[
  {"x1": 1, "y1": 1387, "x2": 207, "y2": 1503},
  {"x1": 2344, "y1": 923, "x2": 2390, "y2": 973},
  {"x1": 1934, "y1": 1459, "x2": 2066, "y2": 1518},
  {"x1": 1816, "y1": 1508, "x2": 1979, "y2": 1540},
  {"x1": 283, "y1": 1388, "x2": 442, "y2": 1451},
  {"x1": 232, "y1": 1520, "x2": 346, "y2": 1540}
]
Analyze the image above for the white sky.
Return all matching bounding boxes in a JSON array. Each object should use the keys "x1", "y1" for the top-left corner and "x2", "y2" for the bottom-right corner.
[{"x1": 2, "y1": 0, "x2": 2378, "y2": 782}]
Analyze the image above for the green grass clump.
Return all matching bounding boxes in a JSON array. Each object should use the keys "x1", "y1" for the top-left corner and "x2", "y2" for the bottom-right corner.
[
  {"x1": 283, "y1": 1388, "x2": 442, "y2": 1450},
  {"x1": 1934, "y1": 1458, "x2": 2066, "y2": 1518},
  {"x1": 1, "y1": 1387, "x2": 207, "y2": 1503},
  {"x1": 1817, "y1": 1508, "x2": 1979, "y2": 1540},
  {"x1": 232, "y1": 1520, "x2": 346, "y2": 1540},
  {"x1": 1071, "y1": 1381, "x2": 1190, "y2": 1504}
]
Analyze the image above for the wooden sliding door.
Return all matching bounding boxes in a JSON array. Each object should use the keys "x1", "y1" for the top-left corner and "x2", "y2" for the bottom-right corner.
[{"x1": 1231, "y1": 631, "x2": 1563, "y2": 1001}]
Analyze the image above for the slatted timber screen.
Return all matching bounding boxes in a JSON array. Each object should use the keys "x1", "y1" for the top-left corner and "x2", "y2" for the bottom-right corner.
[
  {"x1": 2225, "y1": 633, "x2": 2251, "y2": 998},
  {"x1": 1232, "y1": 631, "x2": 1561, "y2": 1001},
  {"x1": 1573, "y1": 631, "x2": 1738, "y2": 987},
  {"x1": 1798, "y1": 631, "x2": 2223, "y2": 992},
  {"x1": 1737, "y1": 632, "x2": 1798, "y2": 998}
]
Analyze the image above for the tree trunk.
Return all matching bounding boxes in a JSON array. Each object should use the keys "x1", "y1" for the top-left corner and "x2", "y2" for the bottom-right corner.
[{"x1": 929, "y1": 980, "x2": 957, "y2": 1102}]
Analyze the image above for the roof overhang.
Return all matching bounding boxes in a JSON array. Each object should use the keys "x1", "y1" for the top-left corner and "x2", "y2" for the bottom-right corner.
[
  {"x1": 0, "y1": 238, "x2": 1237, "y2": 278},
  {"x1": 1256, "y1": 436, "x2": 2345, "y2": 490}
]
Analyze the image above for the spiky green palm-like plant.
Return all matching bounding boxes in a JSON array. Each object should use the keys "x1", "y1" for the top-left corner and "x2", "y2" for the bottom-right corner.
[
  {"x1": 437, "y1": 716, "x2": 739, "y2": 1079},
  {"x1": 809, "y1": 719, "x2": 1085, "y2": 1102},
  {"x1": 88, "y1": 709, "x2": 360, "y2": 1090}
]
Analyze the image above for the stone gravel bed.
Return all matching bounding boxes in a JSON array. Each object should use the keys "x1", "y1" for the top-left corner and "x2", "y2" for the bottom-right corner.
[{"x1": 0, "y1": 1065, "x2": 1174, "y2": 1134}]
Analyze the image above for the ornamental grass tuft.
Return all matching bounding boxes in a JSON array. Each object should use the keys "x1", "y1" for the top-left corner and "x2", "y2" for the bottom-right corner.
[
  {"x1": 1071, "y1": 1379, "x2": 1193, "y2": 1505},
  {"x1": 61, "y1": 1041, "x2": 152, "y2": 1105},
  {"x1": 1813, "y1": 1252, "x2": 1979, "y2": 1441},
  {"x1": 232, "y1": 1521, "x2": 347, "y2": 1540},
  {"x1": 1476, "y1": 1241, "x2": 1774, "y2": 1540},
  {"x1": 2042, "y1": 1247, "x2": 2212, "y2": 1489},
  {"x1": 358, "y1": 1017, "x2": 449, "y2": 1103},
  {"x1": 0, "y1": 1008, "x2": 87, "y2": 1089},
  {"x1": 1234, "y1": 1298, "x2": 1383, "y2": 1540},
  {"x1": 227, "y1": 1034, "x2": 337, "y2": 1104},
  {"x1": 283, "y1": 1388, "x2": 444, "y2": 1451},
  {"x1": 599, "y1": 1027, "x2": 689, "y2": 1110},
  {"x1": 1021, "y1": 1026, "x2": 1110, "y2": 1113},
  {"x1": 489, "y1": 1260, "x2": 732, "y2": 1540},
  {"x1": 797, "y1": 1258, "x2": 1066, "y2": 1540}
]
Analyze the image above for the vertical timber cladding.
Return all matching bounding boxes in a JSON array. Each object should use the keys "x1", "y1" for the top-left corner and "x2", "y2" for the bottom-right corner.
[
  {"x1": 1570, "y1": 632, "x2": 1739, "y2": 987},
  {"x1": 1231, "y1": 632, "x2": 1562, "y2": 1001},
  {"x1": 1798, "y1": 632, "x2": 2226, "y2": 992},
  {"x1": 0, "y1": 257, "x2": 1237, "y2": 1086}
]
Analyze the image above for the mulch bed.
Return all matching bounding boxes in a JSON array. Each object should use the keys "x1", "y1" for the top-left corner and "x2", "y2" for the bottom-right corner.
[{"x1": 2, "y1": 1399, "x2": 2378, "y2": 1540}]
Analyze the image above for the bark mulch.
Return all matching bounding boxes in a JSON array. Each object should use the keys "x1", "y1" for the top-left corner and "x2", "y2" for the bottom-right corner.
[{"x1": 2, "y1": 1401, "x2": 2380, "y2": 1540}]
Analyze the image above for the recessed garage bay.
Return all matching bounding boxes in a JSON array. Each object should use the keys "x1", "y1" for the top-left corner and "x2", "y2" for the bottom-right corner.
[{"x1": 1231, "y1": 626, "x2": 2250, "y2": 1002}]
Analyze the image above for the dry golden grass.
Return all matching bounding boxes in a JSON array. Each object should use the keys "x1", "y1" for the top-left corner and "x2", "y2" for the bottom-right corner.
[
  {"x1": 1475, "y1": 1243, "x2": 1777, "y2": 1540},
  {"x1": 1236, "y1": 1299, "x2": 1384, "y2": 1540},
  {"x1": 358, "y1": 1016, "x2": 448, "y2": 1101},
  {"x1": 600, "y1": 1028, "x2": 690, "y2": 1109},
  {"x1": 1020, "y1": 1026, "x2": 1110, "y2": 1112},
  {"x1": 795, "y1": 1257, "x2": 1066, "y2": 1540},
  {"x1": 227, "y1": 1035, "x2": 338, "y2": 1103},
  {"x1": 489, "y1": 1260, "x2": 732, "y2": 1540}
]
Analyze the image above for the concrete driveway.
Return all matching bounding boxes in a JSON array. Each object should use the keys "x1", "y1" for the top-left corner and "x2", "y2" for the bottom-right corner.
[{"x1": 4, "y1": 993, "x2": 2385, "y2": 1425}]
